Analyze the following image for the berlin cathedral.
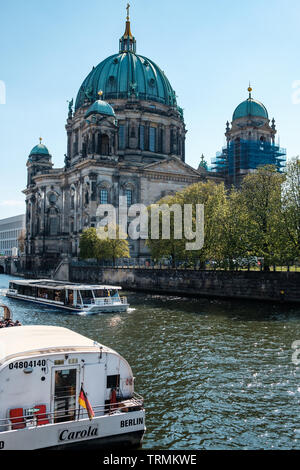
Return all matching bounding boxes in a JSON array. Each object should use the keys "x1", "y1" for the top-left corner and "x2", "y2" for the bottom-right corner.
[{"x1": 23, "y1": 6, "x2": 286, "y2": 269}]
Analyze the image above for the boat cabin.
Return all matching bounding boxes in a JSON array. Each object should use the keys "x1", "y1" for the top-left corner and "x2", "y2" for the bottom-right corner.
[
  {"x1": 0, "y1": 326, "x2": 144, "y2": 449},
  {"x1": 7, "y1": 280, "x2": 128, "y2": 313}
]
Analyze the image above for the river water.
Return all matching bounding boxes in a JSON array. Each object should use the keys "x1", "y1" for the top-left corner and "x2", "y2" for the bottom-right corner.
[{"x1": 0, "y1": 273, "x2": 300, "y2": 450}]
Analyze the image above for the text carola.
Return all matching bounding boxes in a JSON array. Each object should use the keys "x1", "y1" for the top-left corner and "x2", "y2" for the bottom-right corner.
[{"x1": 59, "y1": 425, "x2": 98, "y2": 441}]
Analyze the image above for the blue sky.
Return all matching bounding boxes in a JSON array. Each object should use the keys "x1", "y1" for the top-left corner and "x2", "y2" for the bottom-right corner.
[{"x1": 0, "y1": 0, "x2": 299, "y2": 218}]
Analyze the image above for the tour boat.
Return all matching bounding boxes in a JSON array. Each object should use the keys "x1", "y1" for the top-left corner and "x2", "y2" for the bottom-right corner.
[
  {"x1": 0, "y1": 308, "x2": 145, "y2": 450},
  {"x1": 6, "y1": 279, "x2": 129, "y2": 314}
]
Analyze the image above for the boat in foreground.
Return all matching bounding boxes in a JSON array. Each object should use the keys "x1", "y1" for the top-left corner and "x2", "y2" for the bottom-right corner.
[
  {"x1": 0, "y1": 307, "x2": 145, "y2": 450},
  {"x1": 6, "y1": 279, "x2": 129, "y2": 314}
]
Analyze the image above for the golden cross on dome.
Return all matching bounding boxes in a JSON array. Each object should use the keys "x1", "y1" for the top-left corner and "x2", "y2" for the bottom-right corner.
[
  {"x1": 98, "y1": 90, "x2": 103, "y2": 99},
  {"x1": 39, "y1": 137, "x2": 43, "y2": 144},
  {"x1": 126, "y1": 3, "x2": 130, "y2": 20}
]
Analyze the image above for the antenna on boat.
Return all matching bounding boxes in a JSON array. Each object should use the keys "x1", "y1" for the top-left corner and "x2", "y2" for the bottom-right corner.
[{"x1": 0, "y1": 304, "x2": 12, "y2": 321}]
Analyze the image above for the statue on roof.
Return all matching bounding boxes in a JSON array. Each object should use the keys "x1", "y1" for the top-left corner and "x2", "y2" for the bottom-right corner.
[{"x1": 198, "y1": 154, "x2": 208, "y2": 171}]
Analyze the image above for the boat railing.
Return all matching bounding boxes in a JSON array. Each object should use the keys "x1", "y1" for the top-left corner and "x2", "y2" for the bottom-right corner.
[
  {"x1": 0, "y1": 393, "x2": 143, "y2": 432},
  {"x1": 92, "y1": 296, "x2": 127, "y2": 306}
]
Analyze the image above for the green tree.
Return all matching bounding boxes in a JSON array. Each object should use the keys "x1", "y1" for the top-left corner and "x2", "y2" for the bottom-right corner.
[
  {"x1": 79, "y1": 227, "x2": 102, "y2": 260},
  {"x1": 281, "y1": 157, "x2": 300, "y2": 260},
  {"x1": 98, "y1": 225, "x2": 130, "y2": 266},
  {"x1": 239, "y1": 165, "x2": 285, "y2": 270},
  {"x1": 146, "y1": 180, "x2": 228, "y2": 266},
  {"x1": 79, "y1": 226, "x2": 130, "y2": 265}
]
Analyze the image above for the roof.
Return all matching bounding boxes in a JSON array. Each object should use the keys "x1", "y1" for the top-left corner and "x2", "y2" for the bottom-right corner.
[
  {"x1": 85, "y1": 99, "x2": 115, "y2": 118},
  {"x1": 10, "y1": 279, "x2": 122, "y2": 291},
  {"x1": 29, "y1": 143, "x2": 50, "y2": 156},
  {"x1": 233, "y1": 97, "x2": 268, "y2": 121},
  {"x1": 75, "y1": 52, "x2": 178, "y2": 111},
  {"x1": 0, "y1": 325, "x2": 114, "y2": 365}
]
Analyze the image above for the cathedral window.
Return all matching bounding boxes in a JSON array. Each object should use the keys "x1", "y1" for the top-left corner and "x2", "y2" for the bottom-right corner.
[
  {"x1": 49, "y1": 215, "x2": 59, "y2": 236},
  {"x1": 139, "y1": 125, "x2": 145, "y2": 150},
  {"x1": 119, "y1": 125, "x2": 125, "y2": 150},
  {"x1": 149, "y1": 127, "x2": 156, "y2": 152},
  {"x1": 126, "y1": 189, "x2": 133, "y2": 206},
  {"x1": 101, "y1": 134, "x2": 109, "y2": 155},
  {"x1": 100, "y1": 189, "x2": 108, "y2": 205}
]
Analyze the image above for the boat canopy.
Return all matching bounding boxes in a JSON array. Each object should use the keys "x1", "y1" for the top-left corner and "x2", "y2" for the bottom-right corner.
[
  {"x1": 9, "y1": 280, "x2": 122, "y2": 291},
  {"x1": 0, "y1": 326, "x2": 115, "y2": 366}
]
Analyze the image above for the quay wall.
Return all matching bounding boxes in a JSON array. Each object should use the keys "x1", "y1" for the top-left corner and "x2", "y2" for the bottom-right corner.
[{"x1": 69, "y1": 266, "x2": 300, "y2": 303}]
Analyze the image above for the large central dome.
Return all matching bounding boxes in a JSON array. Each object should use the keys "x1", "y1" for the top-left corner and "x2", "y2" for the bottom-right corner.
[{"x1": 75, "y1": 16, "x2": 178, "y2": 111}]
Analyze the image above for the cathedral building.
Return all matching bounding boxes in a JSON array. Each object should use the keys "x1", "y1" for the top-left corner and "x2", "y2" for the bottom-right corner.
[
  {"x1": 212, "y1": 86, "x2": 286, "y2": 187},
  {"x1": 24, "y1": 9, "x2": 216, "y2": 270}
]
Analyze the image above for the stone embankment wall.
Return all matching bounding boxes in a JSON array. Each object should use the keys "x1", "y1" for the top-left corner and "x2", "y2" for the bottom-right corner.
[{"x1": 70, "y1": 266, "x2": 300, "y2": 303}]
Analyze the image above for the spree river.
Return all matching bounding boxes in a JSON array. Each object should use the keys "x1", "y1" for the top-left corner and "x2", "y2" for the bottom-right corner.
[{"x1": 0, "y1": 273, "x2": 300, "y2": 450}]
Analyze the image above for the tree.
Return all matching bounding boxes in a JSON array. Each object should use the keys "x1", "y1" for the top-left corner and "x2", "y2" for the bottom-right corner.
[
  {"x1": 18, "y1": 229, "x2": 26, "y2": 254},
  {"x1": 239, "y1": 165, "x2": 285, "y2": 270},
  {"x1": 281, "y1": 157, "x2": 300, "y2": 260},
  {"x1": 79, "y1": 227, "x2": 102, "y2": 260},
  {"x1": 146, "y1": 180, "x2": 228, "y2": 266},
  {"x1": 79, "y1": 225, "x2": 130, "y2": 265},
  {"x1": 98, "y1": 225, "x2": 130, "y2": 266}
]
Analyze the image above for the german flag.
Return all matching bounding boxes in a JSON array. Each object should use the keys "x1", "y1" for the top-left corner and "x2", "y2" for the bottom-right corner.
[{"x1": 78, "y1": 385, "x2": 95, "y2": 420}]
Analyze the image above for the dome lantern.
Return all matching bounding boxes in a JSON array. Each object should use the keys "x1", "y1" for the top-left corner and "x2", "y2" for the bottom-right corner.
[{"x1": 119, "y1": 3, "x2": 136, "y2": 53}]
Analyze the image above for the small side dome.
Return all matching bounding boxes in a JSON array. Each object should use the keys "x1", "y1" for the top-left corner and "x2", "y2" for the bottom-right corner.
[
  {"x1": 233, "y1": 98, "x2": 268, "y2": 121},
  {"x1": 85, "y1": 99, "x2": 115, "y2": 119},
  {"x1": 29, "y1": 142, "x2": 50, "y2": 156}
]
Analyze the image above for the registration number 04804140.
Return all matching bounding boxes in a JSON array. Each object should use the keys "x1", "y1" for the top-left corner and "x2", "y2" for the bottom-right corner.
[{"x1": 9, "y1": 360, "x2": 46, "y2": 370}]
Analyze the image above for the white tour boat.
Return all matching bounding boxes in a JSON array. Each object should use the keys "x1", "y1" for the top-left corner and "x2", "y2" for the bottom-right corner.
[
  {"x1": 6, "y1": 279, "x2": 129, "y2": 314},
  {"x1": 0, "y1": 307, "x2": 145, "y2": 450}
]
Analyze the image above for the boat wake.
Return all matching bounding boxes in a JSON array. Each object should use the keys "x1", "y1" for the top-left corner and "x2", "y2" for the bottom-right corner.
[
  {"x1": 0, "y1": 289, "x2": 8, "y2": 296},
  {"x1": 127, "y1": 308, "x2": 136, "y2": 313}
]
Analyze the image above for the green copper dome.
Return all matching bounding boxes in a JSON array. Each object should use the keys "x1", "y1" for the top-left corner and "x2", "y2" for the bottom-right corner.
[
  {"x1": 29, "y1": 143, "x2": 50, "y2": 156},
  {"x1": 233, "y1": 97, "x2": 268, "y2": 121},
  {"x1": 75, "y1": 18, "x2": 178, "y2": 111},
  {"x1": 85, "y1": 99, "x2": 115, "y2": 118}
]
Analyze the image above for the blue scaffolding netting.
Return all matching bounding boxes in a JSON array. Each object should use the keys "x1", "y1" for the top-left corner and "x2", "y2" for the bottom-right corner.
[{"x1": 212, "y1": 140, "x2": 286, "y2": 178}]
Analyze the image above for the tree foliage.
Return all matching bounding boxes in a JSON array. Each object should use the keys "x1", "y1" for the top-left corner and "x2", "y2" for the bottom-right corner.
[
  {"x1": 79, "y1": 226, "x2": 130, "y2": 264},
  {"x1": 146, "y1": 164, "x2": 300, "y2": 269}
]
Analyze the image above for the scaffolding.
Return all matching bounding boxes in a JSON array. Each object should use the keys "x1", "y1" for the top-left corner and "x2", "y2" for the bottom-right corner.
[{"x1": 212, "y1": 139, "x2": 286, "y2": 185}]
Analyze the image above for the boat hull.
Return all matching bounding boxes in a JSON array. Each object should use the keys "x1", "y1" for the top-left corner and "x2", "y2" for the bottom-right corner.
[
  {"x1": 6, "y1": 293, "x2": 129, "y2": 314},
  {"x1": 0, "y1": 410, "x2": 145, "y2": 450}
]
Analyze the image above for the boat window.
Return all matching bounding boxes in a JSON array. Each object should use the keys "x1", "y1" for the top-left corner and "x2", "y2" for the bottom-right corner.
[
  {"x1": 107, "y1": 374, "x2": 120, "y2": 389},
  {"x1": 110, "y1": 290, "x2": 119, "y2": 298},
  {"x1": 80, "y1": 290, "x2": 94, "y2": 304},
  {"x1": 94, "y1": 289, "x2": 105, "y2": 297},
  {"x1": 53, "y1": 369, "x2": 77, "y2": 423}
]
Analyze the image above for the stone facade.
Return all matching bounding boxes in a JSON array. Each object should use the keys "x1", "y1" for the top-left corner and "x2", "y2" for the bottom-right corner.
[{"x1": 23, "y1": 15, "x2": 221, "y2": 270}]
